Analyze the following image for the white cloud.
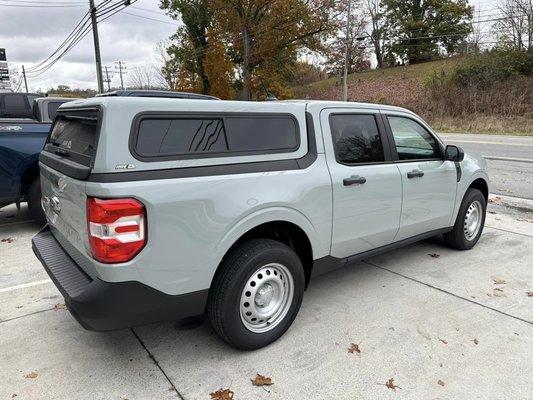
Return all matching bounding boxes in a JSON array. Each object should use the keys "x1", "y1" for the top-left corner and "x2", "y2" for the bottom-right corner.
[{"x1": 0, "y1": 0, "x2": 178, "y2": 92}]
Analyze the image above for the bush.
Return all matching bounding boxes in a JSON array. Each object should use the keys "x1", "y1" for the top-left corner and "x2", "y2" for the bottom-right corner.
[{"x1": 451, "y1": 49, "x2": 533, "y2": 88}]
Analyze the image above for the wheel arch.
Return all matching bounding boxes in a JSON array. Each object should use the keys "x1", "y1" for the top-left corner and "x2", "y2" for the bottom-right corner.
[
  {"x1": 213, "y1": 209, "x2": 320, "y2": 290},
  {"x1": 468, "y1": 177, "x2": 489, "y2": 203}
]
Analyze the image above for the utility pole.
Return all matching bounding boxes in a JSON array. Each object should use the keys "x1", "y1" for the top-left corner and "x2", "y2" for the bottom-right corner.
[
  {"x1": 21, "y1": 65, "x2": 28, "y2": 93},
  {"x1": 115, "y1": 61, "x2": 126, "y2": 90},
  {"x1": 89, "y1": 0, "x2": 104, "y2": 93},
  {"x1": 342, "y1": 0, "x2": 352, "y2": 102},
  {"x1": 102, "y1": 65, "x2": 112, "y2": 91}
]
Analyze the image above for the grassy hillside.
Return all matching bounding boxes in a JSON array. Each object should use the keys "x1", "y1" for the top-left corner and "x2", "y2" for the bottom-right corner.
[{"x1": 292, "y1": 58, "x2": 533, "y2": 135}]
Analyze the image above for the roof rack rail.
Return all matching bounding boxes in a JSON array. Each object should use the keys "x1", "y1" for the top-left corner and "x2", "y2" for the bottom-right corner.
[{"x1": 96, "y1": 90, "x2": 219, "y2": 100}]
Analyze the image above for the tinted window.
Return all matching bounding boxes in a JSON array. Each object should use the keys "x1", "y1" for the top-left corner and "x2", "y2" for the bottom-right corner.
[
  {"x1": 136, "y1": 118, "x2": 227, "y2": 156},
  {"x1": 48, "y1": 117, "x2": 98, "y2": 165},
  {"x1": 134, "y1": 115, "x2": 299, "y2": 158},
  {"x1": 4, "y1": 94, "x2": 26, "y2": 108},
  {"x1": 388, "y1": 116, "x2": 440, "y2": 160},
  {"x1": 47, "y1": 102, "x2": 63, "y2": 120},
  {"x1": 330, "y1": 114, "x2": 384, "y2": 164}
]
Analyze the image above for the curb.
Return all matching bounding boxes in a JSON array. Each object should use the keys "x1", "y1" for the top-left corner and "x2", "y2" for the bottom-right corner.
[{"x1": 483, "y1": 156, "x2": 533, "y2": 164}]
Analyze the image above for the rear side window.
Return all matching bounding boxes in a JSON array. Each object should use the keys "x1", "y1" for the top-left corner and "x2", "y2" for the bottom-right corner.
[
  {"x1": 330, "y1": 114, "x2": 384, "y2": 164},
  {"x1": 46, "y1": 115, "x2": 98, "y2": 166},
  {"x1": 47, "y1": 102, "x2": 63, "y2": 120},
  {"x1": 133, "y1": 114, "x2": 299, "y2": 159},
  {"x1": 1, "y1": 94, "x2": 32, "y2": 118}
]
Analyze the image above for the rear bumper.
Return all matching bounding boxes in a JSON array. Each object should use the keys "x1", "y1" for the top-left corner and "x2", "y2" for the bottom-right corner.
[{"x1": 32, "y1": 227, "x2": 208, "y2": 331}]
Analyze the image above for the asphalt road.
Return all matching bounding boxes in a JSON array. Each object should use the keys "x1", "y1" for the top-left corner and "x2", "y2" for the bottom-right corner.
[{"x1": 440, "y1": 133, "x2": 533, "y2": 200}]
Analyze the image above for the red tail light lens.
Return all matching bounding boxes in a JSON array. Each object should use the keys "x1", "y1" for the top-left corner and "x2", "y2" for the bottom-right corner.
[{"x1": 87, "y1": 197, "x2": 146, "y2": 263}]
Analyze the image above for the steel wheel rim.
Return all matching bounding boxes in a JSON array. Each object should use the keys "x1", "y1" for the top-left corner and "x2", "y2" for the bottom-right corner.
[
  {"x1": 464, "y1": 200, "x2": 482, "y2": 241},
  {"x1": 240, "y1": 263, "x2": 294, "y2": 333}
]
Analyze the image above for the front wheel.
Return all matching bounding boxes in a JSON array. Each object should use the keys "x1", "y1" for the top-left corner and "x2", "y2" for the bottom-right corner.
[
  {"x1": 207, "y1": 239, "x2": 305, "y2": 350},
  {"x1": 444, "y1": 188, "x2": 486, "y2": 250}
]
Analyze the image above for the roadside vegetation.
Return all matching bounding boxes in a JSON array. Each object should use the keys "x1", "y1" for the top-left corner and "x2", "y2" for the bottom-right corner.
[{"x1": 295, "y1": 50, "x2": 533, "y2": 135}]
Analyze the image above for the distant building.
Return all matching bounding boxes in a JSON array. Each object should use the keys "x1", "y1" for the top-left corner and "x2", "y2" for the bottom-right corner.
[{"x1": 0, "y1": 48, "x2": 11, "y2": 91}]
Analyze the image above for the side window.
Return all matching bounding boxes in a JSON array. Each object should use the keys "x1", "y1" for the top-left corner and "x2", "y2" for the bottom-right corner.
[
  {"x1": 47, "y1": 102, "x2": 63, "y2": 120},
  {"x1": 134, "y1": 115, "x2": 299, "y2": 158},
  {"x1": 388, "y1": 116, "x2": 440, "y2": 160},
  {"x1": 330, "y1": 114, "x2": 384, "y2": 164}
]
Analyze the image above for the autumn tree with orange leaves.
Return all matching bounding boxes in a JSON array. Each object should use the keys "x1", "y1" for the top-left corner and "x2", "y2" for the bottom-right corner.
[{"x1": 160, "y1": 0, "x2": 337, "y2": 99}]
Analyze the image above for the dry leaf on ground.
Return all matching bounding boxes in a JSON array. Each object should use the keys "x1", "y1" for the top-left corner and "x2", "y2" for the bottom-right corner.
[
  {"x1": 526, "y1": 291, "x2": 533, "y2": 297},
  {"x1": 210, "y1": 388, "x2": 234, "y2": 400},
  {"x1": 493, "y1": 278, "x2": 506, "y2": 285},
  {"x1": 429, "y1": 253, "x2": 440, "y2": 258},
  {"x1": 437, "y1": 379, "x2": 445, "y2": 386},
  {"x1": 348, "y1": 343, "x2": 361, "y2": 354},
  {"x1": 473, "y1": 338, "x2": 479, "y2": 345},
  {"x1": 385, "y1": 378, "x2": 401, "y2": 391},
  {"x1": 439, "y1": 338, "x2": 448, "y2": 344},
  {"x1": 53, "y1": 303, "x2": 66, "y2": 311},
  {"x1": 25, "y1": 372, "x2": 38, "y2": 379},
  {"x1": 251, "y1": 374, "x2": 273, "y2": 386},
  {"x1": 1, "y1": 238, "x2": 14, "y2": 243}
]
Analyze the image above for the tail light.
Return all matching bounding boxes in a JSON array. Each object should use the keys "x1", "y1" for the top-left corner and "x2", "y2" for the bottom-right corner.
[{"x1": 87, "y1": 197, "x2": 146, "y2": 263}]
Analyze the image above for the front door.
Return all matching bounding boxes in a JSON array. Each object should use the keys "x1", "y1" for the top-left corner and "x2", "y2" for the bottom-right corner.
[
  {"x1": 383, "y1": 113, "x2": 457, "y2": 240},
  {"x1": 321, "y1": 109, "x2": 402, "y2": 258}
]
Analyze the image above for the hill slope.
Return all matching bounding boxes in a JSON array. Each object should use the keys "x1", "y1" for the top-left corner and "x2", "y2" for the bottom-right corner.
[{"x1": 292, "y1": 58, "x2": 532, "y2": 135}]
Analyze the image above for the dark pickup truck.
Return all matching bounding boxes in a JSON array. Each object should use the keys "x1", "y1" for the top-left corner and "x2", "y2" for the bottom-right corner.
[{"x1": 0, "y1": 93, "x2": 77, "y2": 223}]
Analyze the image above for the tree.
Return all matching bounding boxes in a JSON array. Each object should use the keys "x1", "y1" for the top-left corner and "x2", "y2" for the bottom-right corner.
[
  {"x1": 160, "y1": 0, "x2": 212, "y2": 94},
  {"x1": 210, "y1": 0, "x2": 337, "y2": 99},
  {"x1": 129, "y1": 64, "x2": 158, "y2": 89},
  {"x1": 365, "y1": 0, "x2": 389, "y2": 68},
  {"x1": 204, "y1": 27, "x2": 235, "y2": 99},
  {"x1": 382, "y1": 0, "x2": 473, "y2": 64},
  {"x1": 325, "y1": 0, "x2": 371, "y2": 76},
  {"x1": 494, "y1": 0, "x2": 533, "y2": 52}
]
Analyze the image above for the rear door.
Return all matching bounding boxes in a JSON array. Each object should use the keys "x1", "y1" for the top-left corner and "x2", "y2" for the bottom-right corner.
[
  {"x1": 321, "y1": 108, "x2": 402, "y2": 258},
  {"x1": 40, "y1": 108, "x2": 100, "y2": 255},
  {"x1": 383, "y1": 112, "x2": 457, "y2": 240}
]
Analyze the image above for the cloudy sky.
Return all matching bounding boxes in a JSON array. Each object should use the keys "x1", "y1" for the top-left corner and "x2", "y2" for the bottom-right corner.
[
  {"x1": 0, "y1": 0, "x2": 178, "y2": 92},
  {"x1": 0, "y1": 0, "x2": 499, "y2": 93}
]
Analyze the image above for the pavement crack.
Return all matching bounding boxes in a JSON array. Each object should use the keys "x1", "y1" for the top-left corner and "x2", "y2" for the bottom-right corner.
[
  {"x1": 131, "y1": 328, "x2": 186, "y2": 400},
  {"x1": 486, "y1": 225, "x2": 533, "y2": 238},
  {"x1": 0, "y1": 307, "x2": 55, "y2": 324},
  {"x1": 363, "y1": 260, "x2": 532, "y2": 326}
]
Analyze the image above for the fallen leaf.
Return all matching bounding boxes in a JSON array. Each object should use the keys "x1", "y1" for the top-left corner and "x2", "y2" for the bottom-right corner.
[
  {"x1": 437, "y1": 379, "x2": 445, "y2": 386},
  {"x1": 439, "y1": 338, "x2": 448, "y2": 345},
  {"x1": 385, "y1": 378, "x2": 401, "y2": 391},
  {"x1": 473, "y1": 338, "x2": 479, "y2": 345},
  {"x1": 527, "y1": 291, "x2": 533, "y2": 297},
  {"x1": 1, "y1": 237, "x2": 14, "y2": 243},
  {"x1": 53, "y1": 303, "x2": 66, "y2": 311},
  {"x1": 494, "y1": 288, "x2": 504, "y2": 292},
  {"x1": 210, "y1": 389, "x2": 234, "y2": 400},
  {"x1": 251, "y1": 374, "x2": 273, "y2": 386},
  {"x1": 487, "y1": 211, "x2": 496, "y2": 214},
  {"x1": 25, "y1": 372, "x2": 38, "y2": 379},
  {"x1": 11, "y1": 394, "x2": 17, "y2": 399},
  {"x1": 348, "y1": 343, "x2": 361, "y2": 354},
  {"x1": 493, "y1": 279, "x2": 506, "y2": 285},
  {"x1": 429, "y1": 253, "x2": 440, "y2": 258}
]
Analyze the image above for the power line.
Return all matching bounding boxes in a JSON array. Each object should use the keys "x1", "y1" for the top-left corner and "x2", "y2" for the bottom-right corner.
[{"x1": 120, "y1": 10, "x2": 179, "y2": 26}]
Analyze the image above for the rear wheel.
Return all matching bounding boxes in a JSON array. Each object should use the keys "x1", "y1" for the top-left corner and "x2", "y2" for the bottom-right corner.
[
  {"x1": 28, "y1": 179, "x2": 46, "y2": 226},
  {"x1": 444, "y1": 188, "x2": 486, "y2": 250},
  {"x1": 207, "y1": 239, "x2": 305, "y2": 350}
]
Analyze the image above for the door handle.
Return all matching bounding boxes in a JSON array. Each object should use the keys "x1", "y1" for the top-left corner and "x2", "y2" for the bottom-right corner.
[
  {"x1": 407, "y1": 169, "x2": 425, "y2": 179},
  {"x1": 343, "y1": 175, "x2": 367, "y2": 186}
]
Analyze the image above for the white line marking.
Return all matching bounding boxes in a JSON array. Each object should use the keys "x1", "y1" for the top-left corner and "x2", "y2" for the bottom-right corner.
[
  {"x1": 0, "y1": 279, "x2": 52, "y2": 294},
  {"x1": 445, "y1": 139, "x2": 533, "y2": 147}
]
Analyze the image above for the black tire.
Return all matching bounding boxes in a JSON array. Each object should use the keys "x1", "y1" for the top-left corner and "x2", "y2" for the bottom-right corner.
[
  {"x1": 28, "y1": 179, "x2": 46, "y2": 226},
  {"x1": 443, "y1": 188, "x2": 486, "y2": 250},
  {"x1": 207, "y1": 238, "x2": 305, "y2": 350}
]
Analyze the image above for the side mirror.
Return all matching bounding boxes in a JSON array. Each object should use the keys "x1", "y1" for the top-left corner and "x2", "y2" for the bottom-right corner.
[{"x1": 444, "y1": 145, "x2": 464, "y2": 162}]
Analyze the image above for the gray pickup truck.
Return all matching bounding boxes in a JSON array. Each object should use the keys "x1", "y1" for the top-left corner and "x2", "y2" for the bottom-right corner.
[{"x1": 32, "y1": 97, "x2": 489, "y2": 349}]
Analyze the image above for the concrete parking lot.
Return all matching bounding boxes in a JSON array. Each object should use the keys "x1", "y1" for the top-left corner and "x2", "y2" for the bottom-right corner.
[{"x1": 1, "y1": 198, "x2": 532, "y2": 400}]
